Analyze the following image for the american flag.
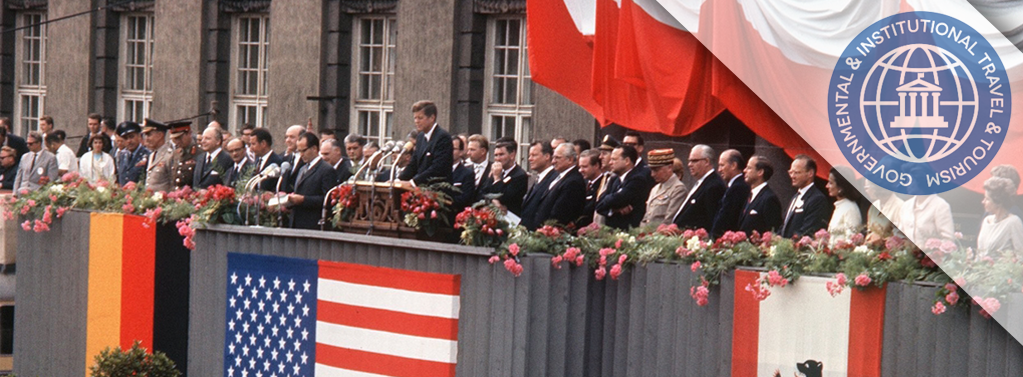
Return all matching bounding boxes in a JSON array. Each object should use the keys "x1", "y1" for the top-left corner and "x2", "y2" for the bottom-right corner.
[{"x1": 225, "y1": 253, "x2": 461, "y2": 377}]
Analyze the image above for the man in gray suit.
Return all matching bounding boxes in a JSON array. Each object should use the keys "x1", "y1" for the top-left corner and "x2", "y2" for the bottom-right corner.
[{"x1": 13, "y1": 132, "x2": 59, "y2": 195}]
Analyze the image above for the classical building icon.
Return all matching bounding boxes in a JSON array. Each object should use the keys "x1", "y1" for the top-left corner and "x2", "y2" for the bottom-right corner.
[{"x1": 890, "y1": 72, "x2": 948, "y2": 129}]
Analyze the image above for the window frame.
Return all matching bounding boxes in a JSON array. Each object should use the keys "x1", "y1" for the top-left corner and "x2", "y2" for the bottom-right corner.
[
  {"x1": 14, "y1": 12, "x2": 47, "y2": 136},
  {"x1": 117, "y1": 13, "x2": 156, "y2": 124},
  {"x1": 229, "y1": 14, "x2": 271, "y2": 133},
  {"x1": 349, "y1": 14, "x2": 397, "y2": 146},
  {"x1": 483, "y1": 15, "x2": 534, "y2": 164}
]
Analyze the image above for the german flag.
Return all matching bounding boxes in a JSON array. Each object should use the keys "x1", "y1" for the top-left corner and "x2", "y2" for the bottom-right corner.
[{"x1": 84, "y1": 213, "x2": 156, "y2": 375}]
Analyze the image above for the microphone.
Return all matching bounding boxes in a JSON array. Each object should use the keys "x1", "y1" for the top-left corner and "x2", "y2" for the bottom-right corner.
[
  {"x1": 389, "y1": 141, "x2": 416, "y2": 183},
  {"x1": 279, "y1": 161, "x2": 293, "y2": 178},
  {"x1": 260, "y1": 163, "x2": 281, "y2": 179}
]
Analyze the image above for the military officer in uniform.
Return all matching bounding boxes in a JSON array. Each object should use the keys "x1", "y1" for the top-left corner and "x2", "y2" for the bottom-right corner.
[
  {"x1": 141, "y1": 119, "x2": 175, "y2": 192},
  {"x1": 169, "y1": 121, "x2": 198, "y2": 190}
]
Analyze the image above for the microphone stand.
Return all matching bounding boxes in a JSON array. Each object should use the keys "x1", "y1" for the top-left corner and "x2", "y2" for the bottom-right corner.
[{"x1": 275, "y1": 169, "x2": 288, "y2": 228}]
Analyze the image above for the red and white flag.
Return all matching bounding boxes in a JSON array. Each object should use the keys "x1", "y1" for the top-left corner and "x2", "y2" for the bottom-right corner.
[{"x1": 732, "y1": 270, "x2": 886, "y2": 377}]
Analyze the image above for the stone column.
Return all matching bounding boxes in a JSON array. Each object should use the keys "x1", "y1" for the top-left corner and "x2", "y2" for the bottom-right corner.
[
  {"x1": 395, "y1": 0, "x2": 458, "y2": 132},
  {"x1": 266, "y1": 0, "x2": 323, "y2": 138},
  {"x1": 45, "y1": 0, "x2": 94, "y2": 130},
  {"x1": 151, "y1": 0, "x2": 207, "y2": 122}
]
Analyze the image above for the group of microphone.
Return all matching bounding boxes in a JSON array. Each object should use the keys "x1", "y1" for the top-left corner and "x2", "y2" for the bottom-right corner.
[{"x1": 239, "y1": 138, "x2": 416, "y2": 229}]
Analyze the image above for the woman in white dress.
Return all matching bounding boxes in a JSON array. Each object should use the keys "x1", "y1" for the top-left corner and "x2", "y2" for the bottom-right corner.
[
  {"x1": 826, "y1": 167, "x2": 863, "y2": 241},
  {"x1": 977, "y1": 176, "x2": 1023, "y2": 258},
  {"x1": 79, "y1": 135, "x2": 116, "y2": 183}
]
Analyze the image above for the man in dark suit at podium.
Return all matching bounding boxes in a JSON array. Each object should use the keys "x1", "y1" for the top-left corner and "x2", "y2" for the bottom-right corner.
[
  {"x1": 399, "y1": 101, "x2": 453, "y2": 186},
  {"x1": 738, "y1": 155, "x2": 783, "y2": 234},
  {"x1": 671, "y1": 144, "x2": 725, "y2": 232},
  {"x1": 712, "y1": 149, "x2": 751, "y2": 237},
  {"x1": 781, "y1": 154, "x2": 833, "y2": 238},
  {"x1": 287, "y1": 133, "x2": 337, "y2": 230}
]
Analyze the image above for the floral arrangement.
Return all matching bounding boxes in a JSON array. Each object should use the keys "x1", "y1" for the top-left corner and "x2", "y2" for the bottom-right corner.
[
  {"x1": 329, "y1": 183, "x2": 359, "y2": 227},
  {"x1": 90, "y1": 340, "x2": 180, "y2": 377},
  {"x1": 399, "y1": 185, "x2": 451, "y2": 236},
  {"x1": 454, "y1": 201, "x2": 510, "y2": 248}
]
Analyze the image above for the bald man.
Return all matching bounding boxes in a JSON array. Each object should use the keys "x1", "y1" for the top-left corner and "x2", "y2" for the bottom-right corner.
[{"x1": 193, "y1": 127, "x2": 233, "y2": 189}]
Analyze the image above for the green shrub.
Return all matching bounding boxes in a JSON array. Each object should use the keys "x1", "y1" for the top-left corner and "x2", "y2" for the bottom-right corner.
[{"x1": 89, "y1": 341, "x2": 180, "y2": 377}]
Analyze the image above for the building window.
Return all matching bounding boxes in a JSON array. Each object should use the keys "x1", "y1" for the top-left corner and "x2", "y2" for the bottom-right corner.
[
  {"x1": 119, "y1": 14, "x2": 155, "y2": 123},
  {"x1": 484, "y1": 17, "x2": 533, "y2": 161},
  {"x1": 15, "y1": 12, "x2": 46, "y2": 136},
  {"x1": 231, "y1": 15, "x2": 270, "y2": 131},
  {"x1": 351, "y1": 15, "x2": 396, "y2": 145}
]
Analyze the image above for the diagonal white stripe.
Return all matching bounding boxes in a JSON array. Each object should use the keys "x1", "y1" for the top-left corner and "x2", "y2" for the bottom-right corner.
[
  {"x1": 316, "y1": 322, "x2": 459, "y2": 364},
  {"x1": 317, "y1": 279, "x2": 460, "y2": 319}
]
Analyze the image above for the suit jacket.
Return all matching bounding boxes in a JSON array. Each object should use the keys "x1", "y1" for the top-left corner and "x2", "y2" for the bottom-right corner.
[
  {"x1": 117, "y1": 145, "x2": 151, "y2": 186},
  {"x1": 252, "y1": 151, "x2": 284, "y2": 191},
  {"x1": 739, "y1": 185, "x2": 783, "y2": 234},
  {"x1": 711, "y1": 174, "x2": 751, "y2": 237},
  {"x1": 520, "y1": 168, "x2": 560, "y2": 230},
  {"x1": 192, "y1": 150, "x2": 232, "y2": 189},
  {"x1": 470, "y1": 160, "x2": 492, "y2": 202},
  {"x1": 5, "y1": 134, "x2": 29, "y2": 164},
  {"x1": 13, "y1": 150, "x2": 59, "y2": 193},
  {"x1": 289, "y1": 159, "x2": 337, "y2": 230},
  {"x1": 595, "y1": 167, "x2": 655, "y2": 230},
  {"x1": 224, "y1": 158, "x2": 255, "y2": 188},
  {"x1": 398, "y1": 126, "x2": 453, "y2": 185},
  {"x1": 640, "y1": 174, "x2": 688, "y2": 228},
  {"x1": 781, "y1": 185, "x2": 834, "y2": 238},
  {"x1": 0, "y1": 164, "x2": 16, "y2": 189},
  {"x1": 672, "y1": 170, "x2": 726, "y2": 232},
  {"x1": 450, "y1": 163, "x2": 477, "y2": 214},
  {"x1": 487, "y1": 164, "x2": 528, "y2": 215},
  {"x1": 533, "y1": 167, "x2": 587, "y2": 229},
  {"x1": 282, "y1": 153, "x2": 306, "y2": 193},
  {"x1": 578, "y1": 174, "x2": 609, "y2": 228},
  {"x1": 144, "y1": 143, "x2": 176, "y2": 192},
  {"x1": 334, "y1": 158, "x2": 353, "y2": 184}
]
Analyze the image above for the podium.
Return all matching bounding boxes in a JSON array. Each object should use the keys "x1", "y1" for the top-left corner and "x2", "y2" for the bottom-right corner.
[{"x1": 334, "y1": 181, "x2": 418, "y2": 239}]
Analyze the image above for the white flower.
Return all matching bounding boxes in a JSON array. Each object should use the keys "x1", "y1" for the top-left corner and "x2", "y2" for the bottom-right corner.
[
  {"x1": 49, "y1": 184, "x2": 64, "y2": 193},
  {"x1": 768, "y1": 245, "x2": 778, "y2": 257},
  {"x1": 152, "y1": 192, "x2": 164, "y2": 201},
  {"x1": 686, "y1": 236, "x2": 702, "y2": 252},
  {"x1": 854, "y1": 245, "x2": 870, "y2": 254},
  {"x1": 97, "y1": 186, "x2": 107, "y2": 193}
]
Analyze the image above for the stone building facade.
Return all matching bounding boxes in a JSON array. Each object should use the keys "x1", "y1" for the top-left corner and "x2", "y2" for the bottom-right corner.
[{"x1": 0, "y1": 0, "x2": 595, "y2": 157}]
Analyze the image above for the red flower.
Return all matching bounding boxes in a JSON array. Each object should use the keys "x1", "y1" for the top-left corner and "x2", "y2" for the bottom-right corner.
[
  {"x1": 932, "y1": 302, "x2": 946, "y2": 315},
  {"x1": 854, "y1": 273, "x2": 872, "y2": 287}
]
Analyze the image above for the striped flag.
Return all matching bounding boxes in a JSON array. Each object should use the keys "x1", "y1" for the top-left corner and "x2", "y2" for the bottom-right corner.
[
  {"x1": 732, "y1": 270, "x2": 886, "y2": 377},
  {"x1": 224, "y1": 253, "x2": 461, "y2": 377}
]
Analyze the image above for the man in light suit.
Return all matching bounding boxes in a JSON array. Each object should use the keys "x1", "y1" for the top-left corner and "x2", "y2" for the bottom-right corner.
[
  {"x1": 287, "y1": 133, "x2": 337, "y2": 230},
  {"x1": 142, "y1": 119, "x2": 175, "y2": 192},
  {"x1": 781, "y1": 154, "x2": 833, "y2": 238},
  {"x1": 13, "y1": 132, "x2": 59, "y2": 194},
  {"x1": 711, "y1": 149, "x2": 751, "y2": 237},
  {"x1": 738, "y1": 155, "x2": 783, "y2": 234},
  {"x1": 193, "y1": 127, "x2": 232, "y2": 189},
  {"x1": 640, "y1": 149, "x2": 688, "y2": 228},
  {"x1": 466, "y1": 134, "x2": 491, "y2": 202},
  {"x1": 671, "y1": 144, "x2": 725, "y2": 232},
  {"x1": 115, "y1": 121, "x2": 150, "y2": 187},
  {"x1": 399, "y1": 100, "x2": 453, "y2": 186}
]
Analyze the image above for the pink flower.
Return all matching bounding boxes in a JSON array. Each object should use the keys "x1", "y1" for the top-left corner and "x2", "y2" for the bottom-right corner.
[
  {"x1": 676, "y1": 246, "x2": 692, "y2": 257},
  {"x1": 981, "y1": 297, "x2": 1001, "y2": 315},
  {"x1": 19, "y1": 205, "x2": 29, "y2": 215},
  {"x1": 850, "y1": 233, "x2": 865, "y2": 245},
  {"x1": 21, "y1": 220, "x2": 30, "y2": 231},
  {"x1": 745, "y1": 283, "x2": 770, "y2": 301},
  {"x1": 885, "y1": 236, "x2": 904, "y2": 250},
  {"x1": 551, "y1": 255, "x2": 563, "y2": 269},
  {"x1": 767, "y1": 270, "x2": 788, "y2": 287},
  {"x1": 939, "y1": 240, "x2": 957, "y2": 254},
  {"x1": 835, "y1": 273, "x2": 848, "y2": 286},
  {"x1": 944, "y1": 283, "x2": 957, "y2": 292},
  {"x1": 508, "y1": 243, "x2": 520, "y2": 256},
  {"x1": 826, "y1": 281, "x2": 844, "y2": 297},
  {"x1": 26, "y1": 199, "x2": 35, "y2": 207},
  {"x1": 488, "y1": 255, "x2": 500, "y2": 264},
  {"x1": 924, "y1": 238, "x2": 942, "y2": 251},
  {"x1": 932, "y1": 302, "x2": 946, "y2": 315},
  {"x1": 61, "y1": 171, "x2": 79, "y2": 183},
  {"x1": 690, "y1": 285, "x2": 710, "y2": 306},
  {"x1": 814, "y1": 229, "x2": 831, "y2": 241},
  {"x1": 594, "y1": 267, "x2": 607, "y2": 280},
  {"x1": 695, "y1": 228, "x2": 708, "y2": 239},
  {"x1": 609, "y1": 264, "x2": 622, "y2": 280},
  {"x1": 690, "y1": 261, "x2": 702, "y2": 272},
  {"x1": 954, "y1": 277, "x2": 966, "y2": 287},
  {"x1": 56, "y1": 207, "x2": 67, "y2": 218},
  {"x1": 854, "y1": 273, "x2": 872, "y2": 287},
  {"x1": 796, "y1": 236, "x2": 813, "y2": 248},
  {"x1": 618, "y1": 254, "x2": 627, "y2": 265},
  {"x1": 598, "y1": 255, "x2": 607, "y2": 267},
  {"x1": 615, "y1": 238, "x2": 623, "y2": 249},
  {"x1": 41, "y1": 206, "x2": 52, "y2": 224},
  {"x1": 32, "y1": 219, "x2": 49, "y2": 232},
  {"x1": 503, "y1": 258, "x2": 522, "y2": 277},
  {"x1": 575, "y1": 255, "x2": 584, "y2": 266},
  {"x1": 1, "y1": 211, "x2": 12, "y2": 221},
  {"x1": 123, "y1": 181, "x2": 137, "y2": 191},
  {"x1": 122, "y1": 203, "x2": 135, "y2": 214},
  {"x1": 599, "y1": 248, "x2": 615, "y2": 257},
  {"x1": 430, "y1": 210, "x2": 437, "y2": 219},
  {"x1": 563, "y1": 247, "x2": 580, "y2": 261},
  {"x1": 945, "y1": 291, "x2": 959, "y2": 305},
  {"x1": 955, "y1": 232, "x2": 963, "y2": 240},
  {"x1": 761, "y1": 231, "x2": 773, "y2": 244}
]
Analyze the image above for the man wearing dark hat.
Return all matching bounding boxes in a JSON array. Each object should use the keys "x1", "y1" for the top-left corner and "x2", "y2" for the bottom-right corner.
[
  {"x1": 641, "y1": 149, "x2": 688, "y2": 228},
  {"x1": 169, "y1": 121, "x2": 198, "y2": 189},
  {"x1": 115, "y1": 121, "x2": 150, "y2": 187},
  {"x1": 592, "y1": 136, "x2": 619, "y2": 225},
  {"x1": 598, "y1": 135, "x2": 619, "y2": 174},
  {"x1": 142, "y1": 119, "x2": 175, "y2": 192}
]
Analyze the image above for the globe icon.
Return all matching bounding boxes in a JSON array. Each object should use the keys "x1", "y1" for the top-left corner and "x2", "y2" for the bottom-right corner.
[{"x1": 859, "y1": 43, "x2": 979, "y2": 163}]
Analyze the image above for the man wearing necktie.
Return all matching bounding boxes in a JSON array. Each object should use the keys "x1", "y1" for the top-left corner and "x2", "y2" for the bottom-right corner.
[
  {"x1": 115, "y1": 121, "x2": 150, "y2": 187},
  {"x1": 398, "y1": 101, "x2": 453, "y2": 186},
  {"x1": 287, "y1": 133, "x2": 336, "y2": 229},
  {"x1": 13, "y1": 132, "x2": 59, "y2": 194},
  {"x1": 224, "y1": 138, "x2": 253, "y2": 188},
  {"x1": 780, "y1": 154, "x2": 833, "y2": 238},
  {"x1": 192, "y1": 127, "x2": 232, "y2": 189},
  {"x1": 519, "y1": 141, "x2": 558, "y2": 230},
  {"x1": 738, "y1": 155, "x2": 783, "y2": 234},
  {"x1": 141, "y1": 119, "x2": 175, "y2": 192}
]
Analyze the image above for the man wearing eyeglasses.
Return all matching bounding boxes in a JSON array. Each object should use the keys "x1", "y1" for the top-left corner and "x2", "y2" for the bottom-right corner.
[
  {"x1": 0, "y1": 147, "x2": 18, "y2": 190},
  {"x1": 671, "y1": 144, "x2": 726, "y2": 232},
  {"x1": 13, "y1": 132, "x2": 59, "y2": 194},
  {"x1": 622, "y1": 131, "x2": 647, "y2": 171}
]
